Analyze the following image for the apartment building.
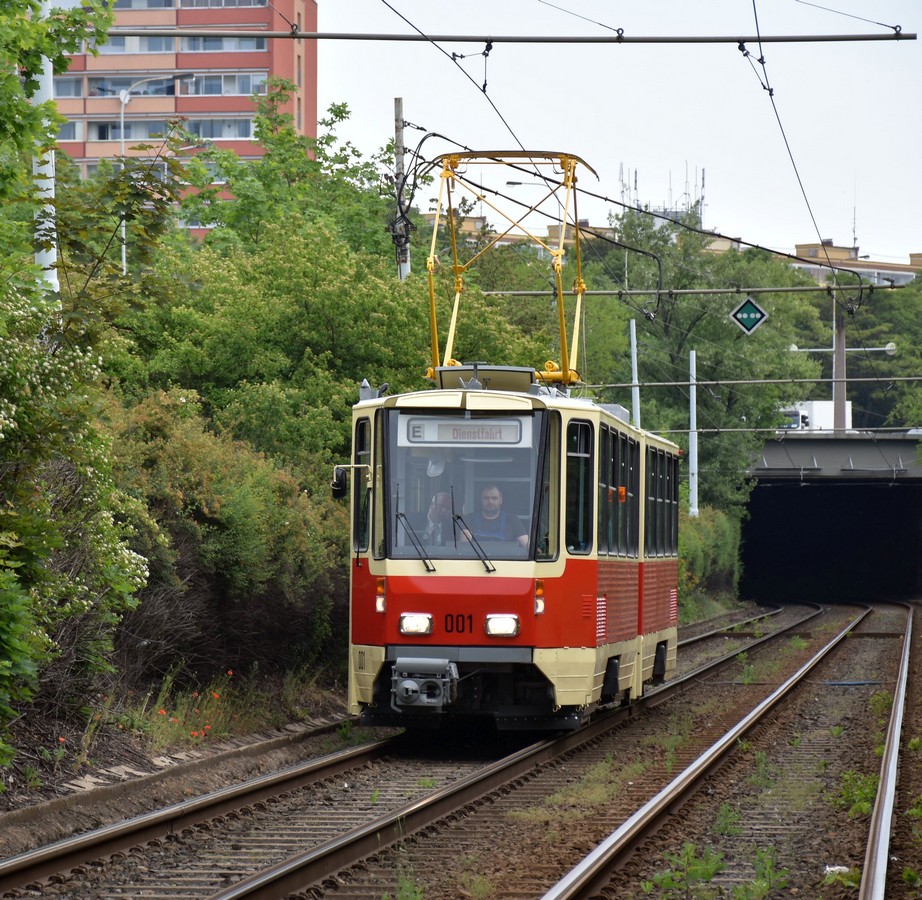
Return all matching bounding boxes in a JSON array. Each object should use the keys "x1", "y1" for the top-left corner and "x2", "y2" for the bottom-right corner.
[
  {"x1": 55, "y1": 0, "x2": 318, "y2": 177},
  {"x1": 792, "y1": 240, "x2": 921, "y2": 287}
]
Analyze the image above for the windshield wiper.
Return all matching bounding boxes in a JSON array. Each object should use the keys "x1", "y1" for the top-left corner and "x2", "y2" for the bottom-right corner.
[
  {"x1": 453, "y1": 514, "x2": 496, "y2": 573},
  {"x1": 395, "y1": 512, "x2": 436, "y2": 572}
]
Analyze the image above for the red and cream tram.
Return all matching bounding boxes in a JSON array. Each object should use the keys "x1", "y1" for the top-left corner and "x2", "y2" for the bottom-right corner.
[{"x1": 336, "y1": 152, "x2": 680, "y2": 730}]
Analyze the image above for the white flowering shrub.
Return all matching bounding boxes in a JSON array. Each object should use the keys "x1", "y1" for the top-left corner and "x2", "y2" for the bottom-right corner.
[{"x1": 0, "y1": 283, "x2": 148, "y2": 756}]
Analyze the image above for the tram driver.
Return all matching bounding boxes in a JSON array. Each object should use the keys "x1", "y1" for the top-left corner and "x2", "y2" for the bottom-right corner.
[{"x1": 462, "y1": 484, "x2": 528, "y2": 548}]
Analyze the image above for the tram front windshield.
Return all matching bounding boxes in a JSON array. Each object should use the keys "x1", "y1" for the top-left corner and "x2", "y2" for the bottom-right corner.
[{"x1": 384, "y1": 409, "x2": 545, "y2": 561}]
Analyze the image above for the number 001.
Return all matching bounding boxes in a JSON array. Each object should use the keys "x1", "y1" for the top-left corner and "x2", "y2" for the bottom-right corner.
[{"x1": 445, "y1": 613, "x2": 473, "y2": 633}]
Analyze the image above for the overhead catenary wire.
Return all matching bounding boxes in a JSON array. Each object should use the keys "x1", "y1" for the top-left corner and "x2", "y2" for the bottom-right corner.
[
  {"x1": 376, "y1": 2, "x2": 527, "y2": 149},
  {"x1": 587, "y1": 374, "x2": 922, "y2": 390},
  {"x1": 104, "y1": 29, "x2": 915, "y2": 43}
]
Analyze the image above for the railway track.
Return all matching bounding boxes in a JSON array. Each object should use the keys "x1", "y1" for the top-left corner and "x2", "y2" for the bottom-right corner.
[
  {"x1": 1, "y1": 601, "x2": 910, "y2": 898},
  {"x1": 543, "y1": 603, "x2": 914, "y2": 899}
]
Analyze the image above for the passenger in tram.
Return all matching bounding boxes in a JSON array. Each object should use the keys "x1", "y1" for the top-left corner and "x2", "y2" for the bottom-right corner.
[{"x1": 462, "y1": 484, "x2": 528, "y2": 548}]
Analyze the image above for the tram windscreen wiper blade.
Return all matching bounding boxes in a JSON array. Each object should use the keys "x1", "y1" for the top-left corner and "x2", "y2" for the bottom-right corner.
[
  {"x1": 395, "y1": 512, "x2": 436, "y2": 572},
  {"x1": 453, "y1": 514, "x2": 496, "y2": 573}
]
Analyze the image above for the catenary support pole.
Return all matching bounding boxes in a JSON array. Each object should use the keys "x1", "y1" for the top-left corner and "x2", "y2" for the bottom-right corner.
[
  {"x1": 689, "y1": 349, "x2": 699, "y2": 517},
  {"x1": 630, "y1": 319, "x2": 641, "y2": 429},
  {"x1": 393, "y1": 98, "x2": 410, "y2": 280}
]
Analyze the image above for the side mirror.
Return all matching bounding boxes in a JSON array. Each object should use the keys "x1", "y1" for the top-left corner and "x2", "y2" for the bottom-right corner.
[{"x1": 331, "y1": 466, "x2": 348, "y2": 500}]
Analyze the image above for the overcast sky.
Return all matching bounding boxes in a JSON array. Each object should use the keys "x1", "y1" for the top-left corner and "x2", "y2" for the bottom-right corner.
[{"x1": 316, "y1": 1, "x2": 920, "y2": 263}]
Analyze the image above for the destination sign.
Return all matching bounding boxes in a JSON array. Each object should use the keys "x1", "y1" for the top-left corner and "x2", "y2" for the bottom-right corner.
[{"x1": 400, "y1": 416, "x2": 528, "y2": 446}]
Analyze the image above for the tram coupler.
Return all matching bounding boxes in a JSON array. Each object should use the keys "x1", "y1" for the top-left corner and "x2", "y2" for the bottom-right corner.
[{"x1": 391, "y1": 657, "x2": 459, "y2": 711}]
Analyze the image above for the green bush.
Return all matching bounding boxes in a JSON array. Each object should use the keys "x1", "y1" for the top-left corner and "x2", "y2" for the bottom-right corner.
[
  {"x1": 109, "y1": 388, "x2": 347, "y2": 685},
  {"x1": 679, "y1": 503, "x2": 741, "y2": 614}
]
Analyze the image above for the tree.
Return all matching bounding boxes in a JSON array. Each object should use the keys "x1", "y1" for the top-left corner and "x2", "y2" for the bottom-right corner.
[
  {"x1": 580, "y1": 206, "x2": 825, "y2": 510},
  {"x1": 179, "y1": 82, "x2": 396, "y2": 259},
  {"x1": 0, "y1": 2, "x2": 171, "y2": 763},
  {"x1": 0, "y1": 1, "x2": 111, "y2": 188},
  {"x1": 824, "y1": 274, "x2": 921, "y2": 429}
]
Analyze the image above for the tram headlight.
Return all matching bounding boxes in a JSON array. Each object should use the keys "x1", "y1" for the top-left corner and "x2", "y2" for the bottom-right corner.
[
  {"x1": 399, "y1": 613, "x2": 433, "y2": 635},
  {"x1": 534, "y1": 579, "x2": 545, "y2": 615},
  {"x1": 375, "y1": 577, "x2": 386, "y2": 613},
  {"x1": 485, "y1": 614, "x2": 520, "y2": 637}
]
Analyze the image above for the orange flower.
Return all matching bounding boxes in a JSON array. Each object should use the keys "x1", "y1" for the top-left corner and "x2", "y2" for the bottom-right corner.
[
  {"x1": 211, "y1": 692, "x2": 220, "y2": 700},
  {"x1": 190, "y1": 731, "x2": 199, "y2": 737},
  {"x1": 204, "y1": 725, "x2": 211, "y2": 731},
  {"x1": 227, "y1": 669, "x2": 234, "y2": 676},
  {"x1": 170, "y1": 717, "x2": 179, "y2": 723},
  {"x1": 158, "y1": 709, "x2": 166, "y2": 715},
  {"x1": 58, "y1": 736, "x2": 66, "y2": 744}
]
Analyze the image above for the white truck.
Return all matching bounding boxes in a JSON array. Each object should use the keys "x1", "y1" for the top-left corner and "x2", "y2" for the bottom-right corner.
[{"x1": 780, "y1": 400, "x2": 852, "y2": 431}]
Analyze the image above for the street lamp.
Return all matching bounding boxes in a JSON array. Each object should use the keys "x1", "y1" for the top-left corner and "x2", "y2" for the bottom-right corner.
[{"x1": 118, "y1": 72, "x2": 194, "y2": 274}]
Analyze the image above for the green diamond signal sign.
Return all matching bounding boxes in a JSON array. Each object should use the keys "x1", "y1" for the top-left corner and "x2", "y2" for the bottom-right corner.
[{"x1": 730, "y1": 296, "x2": 768, "y2": 334}]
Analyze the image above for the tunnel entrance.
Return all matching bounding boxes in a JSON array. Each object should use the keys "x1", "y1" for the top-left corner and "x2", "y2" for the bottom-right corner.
[{"x1": 740, "y1": 481, "x2": 922, "y2": 603}]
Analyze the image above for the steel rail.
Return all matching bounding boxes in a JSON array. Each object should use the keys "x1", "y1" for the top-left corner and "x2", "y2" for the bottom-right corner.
[
  {"x1": 0, "y1": 737, "x2": 394, "y2": 895},
  {"x1": 678, "y1": 605, "x2": 783, "y2": 648},
  {"x1": 860, "y1": 604, "x2": 914, "y2": 899},
  {"x1": 540, "y1": 607, "x2": 871, "y2": 899},
  {"x1": 208, "y1": 605, "x2": 825, "y2": 898},
  {"x1": 0, "y1": 604, "x2": 823, "y2": 897}
]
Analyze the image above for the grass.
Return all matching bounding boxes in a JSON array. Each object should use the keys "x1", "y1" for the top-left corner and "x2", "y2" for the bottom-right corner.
[
  {"x1": 509, "y1": 758, "x2": 647, "y2": 828},
  {"x1": 641, "y1": 711, "x2": 693, "y2": 775},
  {"x1": 678, "y1": 592, "x2": 743, "y2": 627},
  {"x1": 714, "y1": 802, "x2": 742, "y2": 836},
  {"x1": 97, "y1": 664, "x2": 346, "y2": 755},
  {"x1": 749, "y1": 750, "x2": 775, "y2": 789},
  {"x1": 834, "y1": 770, "x2": 879, "y2": 818}
]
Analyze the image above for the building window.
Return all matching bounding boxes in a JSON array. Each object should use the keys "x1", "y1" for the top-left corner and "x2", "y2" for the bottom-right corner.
[
  {"x1": 140, "y1": 35, "x2": 174, "y2": 53},
  {"x1": 53, "y1": 77, "x2": 83, "y2": 98},
  {"x1": 179, "y1": 0, "x2": 268, "y2": 7},
  {"x1": 89, "y1": 76, "x2": 179, "y2": 97},
  {"x1": 57, "y1": 120, "x2": 82, "y2": 141},
  {"x1": 180, "y1": 36, "x2": 267, "y2": 52},
  {"x1": 97, "y1": 35, "x2": 127, "y2": 54},
  {"x1": 114, "y1": 0, "x2": 175, "y2": 8},
  {"x1": 186, "y1": 73, "x2": 267, "y2": 96},
  {"x1": 186, "y1": 118, "x2": 254, "y2": 139},
  {"x1": 96, "y1": 35, "x2": 175, "y2": 54},
  {"x1": 88, "y1": 120, "x2": 169, "y2": 142}
]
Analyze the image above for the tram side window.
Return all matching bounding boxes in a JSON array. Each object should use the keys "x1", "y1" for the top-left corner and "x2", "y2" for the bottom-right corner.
[
  {"x1": 565, "y1": 420, "x2": 594, "y2": 554},
  {"x1": 597, "y1": 424, "x2": 626, "y2": 557},
  {"x1": 644, "y1": 448, "x2": 679, "y2": 558},
  {"x1": 597, "y1": 426, "x2": 611, "y2": 555},
  {"x1": 535, "y1": 412, "x2": 560, "y2": 561},
  {"x1": 645, "y1": 448, "x2": 655, "y2": 556},
  {"x1": 353, "y1": 417, "x2": 371, "y2": 551},
  {"x1": 372, "y1": 412, "x2": 387, "y2": 559},
  {"x1": 645, "y1": 448, "x2": 665, "y2": 557},
  {"x1": 621, "y1": 434, "x2": 640, "y2": 557},
  {"x1": 668, "y1": 453, "x2": 679, "y2": 555}
]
